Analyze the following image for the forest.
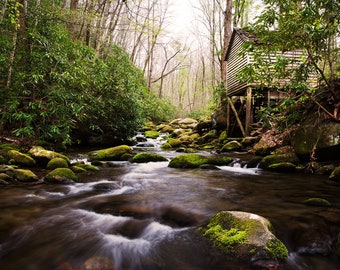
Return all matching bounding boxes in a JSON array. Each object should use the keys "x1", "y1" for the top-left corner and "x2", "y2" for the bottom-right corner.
[{"x1": 0, "y1": 0, "x2": 339, "y2": 146}]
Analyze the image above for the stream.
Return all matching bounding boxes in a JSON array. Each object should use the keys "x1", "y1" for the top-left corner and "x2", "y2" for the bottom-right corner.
[{"x1": 0, "y1": 137, "x2": 340, "y2": 269}]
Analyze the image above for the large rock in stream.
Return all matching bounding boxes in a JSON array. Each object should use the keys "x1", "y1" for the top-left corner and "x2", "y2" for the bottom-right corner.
[
  {"x1": 29, "y1": 146, "x2": 70, "y2": 165},
  {"x1": 199, "y1": 211, "x2": 288, "y2": 268},
  {"x1": 88, "y1": 145, "x2": 133, "y2": 161},
  {"x1": 291, "y1": 122, "x2": 340, "y2": 161}
]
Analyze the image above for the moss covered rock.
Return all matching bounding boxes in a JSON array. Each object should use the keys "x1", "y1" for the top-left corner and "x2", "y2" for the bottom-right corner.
[
  {"x1": 46, "y1": 157, "x2": 69, "y2": 170},
  {"x1": 130, "y1": 152, "x2": 167, "y2": 163},
  {"x1": 71, "y1": 166, "x2": 87, "y2": 173},
  {"x1": 7, "y1": 150, "x2": 36, "y2": 167},
  {"x1": 45, "y1": 168, "x2": 77, "y2": 183},
  {"x1": 88, "y1": 145, "x2": 133, "y2": 161},
  {"x1": 168, "y1": 154, "x2": 209, "y2": 168},
  {"x1": 259, "y1": 153, "x2": 300, "y2": 169},
  {"x1": 329, "y1": 166, "x2": 340, "y2": 182},
  {"x1": 291, "y1": 123, "x2": 340, "y2": 161},
  {"x1": 0, "y1": 172, "x2": 12, "y2": 182},
  {"x1": 268, "y1": 162, "x2": 296, "y2": 173},
  {"x1": 75, "y1": 164, "x2": 100, "y2": 171},
  {"x1": 29, "y1": 146, "x2": 70, "y2": 165},
  {"x1": 221, "y1": 141, "x2": 242, "y2": 152},
  {"x1": 13, "y1": 169, "x2": 39, "y2": 182},
  {"x1": 144, "y1": 130, "x2": 160, "y2": 139},
  {"x1": 199, "y1": 211, "x2": 288, "y2": 264},
  {"x1": 303, "y1": 198, "x2": 332, "y2": 207},
  {"x1": 206, "y1": 156, "x2": 233, "y2": 166}
]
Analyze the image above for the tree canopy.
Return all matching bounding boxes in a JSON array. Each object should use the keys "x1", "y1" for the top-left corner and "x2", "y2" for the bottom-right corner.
[
  {"x1": 238, "y1": 0, "x2": 340, "y2": 127},
  {"x1": 0, "y1": 0, "x2": 175, "y2": 145}
]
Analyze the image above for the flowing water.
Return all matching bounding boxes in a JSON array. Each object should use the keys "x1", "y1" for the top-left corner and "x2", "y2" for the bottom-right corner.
[{"x1": 0, "y1": 140, "x2": 340, "y2": 269}]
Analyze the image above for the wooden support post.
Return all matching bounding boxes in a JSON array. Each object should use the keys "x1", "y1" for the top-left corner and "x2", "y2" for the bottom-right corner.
[
  {"x1": 245, "y1": 87, "x2": 252, "y2": 136},
  {"x1": 226, "y1": 98, "x2": 230, "y2": 135},
  {"x1": 227, "y1": 97, "x2": 246, "y2": 137}
]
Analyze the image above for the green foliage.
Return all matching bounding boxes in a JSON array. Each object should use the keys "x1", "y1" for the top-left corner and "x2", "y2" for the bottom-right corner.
[
  {"x1": 0, "y1": 1, "x2": 170, "y2": 144},
  {"x1": 238, "y1": 0, "x2": 340, "y2": 128}
]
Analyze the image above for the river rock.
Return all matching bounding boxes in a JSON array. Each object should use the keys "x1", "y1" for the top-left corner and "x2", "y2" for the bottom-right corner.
[
  {"x1": 44, "y1": 168, "x2": 77, "y2": 183},
  {"x1": 82, "y1": 256, "x2": 115, "y2": 270},
  {"x1": 13, "y1": 169, "x2": 39, "y2": 182},
  {"x1": 291, "y1": 122, "x2": 340, "y2": 162},
  {"x1": 88, "y1": 145, "x2": 133, "y2": 161},
  {"x1": 268, "y1": 162, "x2": 297, "y2": 173},
  {"x1": 221, "y1": 141, "x2": 242, "y2": 152},
  {"x1": 28, "y1": 146, "x2": 70, "y2": 165},
  {"x1": 303, "y1": 198, "x2": 331, "y2": 207},
  {"x1": 258, "y1": 153, "x2": 300, "y2": 169},
  {"x1": 168, "y1": 154, "x2": 209, "y2": 168},
  {"x1": 130, "y1": 152, "x2": 167, "y2": 163},
  {"x1": 0, "y1": 172, "x2": 12, "y2": 182},
  {"x1": 144, "y1": 130, "x2": 160, "y2": 139},
  {"x1": 329, "y1": 166, "x2": 340, "y2": 181},
  {"x1": 6, "y1": 150, "x2": 36, "y2": 167},
  {"x1": 46, "y1": 157, "x2": 69, "y2": 170},
  {"x1": 170, "y1": 118, "x2": 198, "y2": 129},
  {"x1": 199, "y1": 211, "x2": 288, "y2": 266}
]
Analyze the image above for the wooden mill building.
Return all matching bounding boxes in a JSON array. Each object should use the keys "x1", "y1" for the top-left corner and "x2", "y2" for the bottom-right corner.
[{"x1": 224, "y1": 28, "x2": 317, "y2": 136}]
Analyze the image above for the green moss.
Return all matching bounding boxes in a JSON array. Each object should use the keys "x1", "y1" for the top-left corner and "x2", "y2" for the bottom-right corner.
[
  {"x1": 14, "y1": 169, "x2": 39, "y2": 182},
  {"x1": 71, "y1": 166, "x2": 87, "y2": 173},
  {"x1": 29, "y1": 146, "x2": 70, "y2": 165},
  {"x1": 329, "y1": 166, "x2": 340, "y2": 181},
  {"x1": 268, "y1": 162, "x2": 296, "y2": 173},
  {"x1": 160, "y1": 143, "x2": 172, "y2": 150},
  {"x1": 7, "y1": 150, "x2": 36, "y2": 167},
  {"x1": 207, "y1": 156, "x2": 233, "y2": 166},
  {"x1": 130, "y1": 152, "x2": 167, "y2": 163},
  {"x1": 259, "y1": 153, "x2": 300, "y2": 169},
  {"x1": 203, "y1": 224, "x2": 247, "y2": 252},
  {"x1": 45, "y1": 168, "x2": 77, "y2": 183},
  {"x1": 303, "y1": 197, "x2": 332, "y2": 207},
  {"x1": 221, "y1": 141, "x2": 242, "y2": 152},
  {"x1": 265, "y1": 240, "x2": 289, "y2": 261},
  {"x1": 144, "y1": 130, "x2": 160, "y2": 139},
  {"x1": 88, "y1": 145, "x2": 133, "y2": 161},
  {"x1": 76, "y1": 164, "x2": 100, "y2": 171},
  {"x1": 46, "y1": 157, "x2": 68, "y2": 170},
  {"x1": 168, "y1": 154, "x2": 209, "y2": 168}
]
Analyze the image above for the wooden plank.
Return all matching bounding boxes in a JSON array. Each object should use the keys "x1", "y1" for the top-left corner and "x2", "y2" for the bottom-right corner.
[{"x1": 245, "y1": 87, "x2": 252, "y2": 136}]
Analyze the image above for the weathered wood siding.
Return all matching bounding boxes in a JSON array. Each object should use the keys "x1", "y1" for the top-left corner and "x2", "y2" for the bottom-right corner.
[
  {"x1": 226, "y1": 32, "x2": 251, "y2": 96},
  {"x1": 225, "y1": 29, "x2": 318, "y2": 97}
]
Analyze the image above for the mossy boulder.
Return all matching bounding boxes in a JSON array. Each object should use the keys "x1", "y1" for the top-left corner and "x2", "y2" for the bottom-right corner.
[
  {"x1": 6, "y1": 150, "x2": 36, "y2": 167},
  {"x1": 258, "y1": 153, "x2": 300, "y2": 169},
  {"x1": 329, "y1": 166, "x2": 340, "y2": 182},
  {"x1": 46, "y1": 157, "x2": 69, "y2": 170},
  {"x1": 199, "y1": 211, "x2": 288, "y2": 265},
  {"x1": 0, "y1": 172, "x2": 12, "y2": 182},
  {"x1": 71, "y1": 166, "x2": 87, "y2": 173},
  {"x1": 130, "y1": 152, "x2": 167, "y2": 163},
  {"x1": 75, "y1": 164, "x2": 100, "y2": 171},
  {"x1": 88, "y1": 145, "x2": 133, "y2": 161},
  {"x1": 28, "y1": 146, "x2": 70, "y2": 166},
  {"x1": 303, "y1": 198, "x2": 332, "y2": 207},
  {"x1": 45, "y1": 168, "x2": 78, "y2": 183},
  {"x1": 221, "y1": 141, "x2": 242, "y2": 152},
  {"x1": 206, "y1": 156, "x2": 233, "y2": 166},
  {"x1": 218, "y1": 131, "x2": 228, "y2": 142},
  {"x1": 144, "y1": 130, "x2": 160, "y2": 139},
  {"x1": 168, "y1": 154, "x2": 209, "y2": 168},
  {"x1": 291, "y1": 123, "x2": 340, "y2": 162},
  {"x1": 268, "y1": 162, "x2": 296, "y2": 173},
  {"x1": 13, "y1": 169, "x2": 39, "y2": 182}
]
